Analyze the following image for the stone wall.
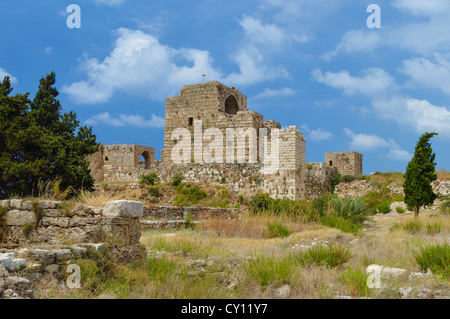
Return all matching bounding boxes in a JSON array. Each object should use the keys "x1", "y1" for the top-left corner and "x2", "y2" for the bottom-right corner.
[
  {"x1": 0, "y1": 200, "x2": 143, "y2": 248},
  {"x1": 143, "y1": 205, "x2": 237, "y2": 220},
  {"x1": 305, "y1": 163, "x2": 338, "y2": 199},
  {"x1": 325, "y1": 152, "x2": 363, "y2": 176},
  {"x1": 155, "y1": 162, "x2": 264, "y2": 198},
  {"x1": 87, "y1": 144, "x2": 155, "y2": 183}
]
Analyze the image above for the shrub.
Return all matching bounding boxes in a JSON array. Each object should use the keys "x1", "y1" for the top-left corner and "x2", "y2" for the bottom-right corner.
[
  {"x1": 414, "y1": 243, "x2": 450, "y2": 278},
  {"x1": 22, "y1": 223, "x2": 34, "y2": 236},
  {"x1": 0, "y1": 206, "x2": 7, "y2": 240},
  {"x1": 402, "y1": 219, "x2": 423, "y2": 233},
  {"x1": 139, "y1": 171, "x2": 159, "y2": 185},
  {"x1": 340, "y1": 266, "x2": 370, "y2": 297},
  {"x1": 171, "y1": 173, "x2": 184, "y2": 187},
  {"x1": 148, "y1": 187, "x2": 160, "y2": 197},
  {"x1": 220, "y1": 176, "x2": 227, "y2": 184},
  {"x1": 31, "y1": 202, "x2": 44, "y2": 228},
  {"x1": 329, "y1": 197, "x2": 370, "y2": 224},
  {"x1": 441, "y1": 200, "x2": 450, "y2": 214},
  {"x1": 246, "y1": 255, "x2": 296, "y2": 287},
  {"x1": 266, "y1": 220, "x2": 291, "y2": 238},
  {"x1": 426, "y1": 222, "x2": 441, "y2": 234},
  {"x1": 173, "y1": 184, "x2": 207, "y2": 206},
  {"x1": 376, "y1": 201, "x2": 391, "y2": 214},
  {"x1": 249, "y1": 193, "x2": 271, "y2": 213},
  {"x1": 407, "y1": 204, "x2": 414, "y2": 212},
  {"x1": 395, "y1": 206, "x2": 405, "y2": 214},
  {"x1": 185, "y1": 212, "x2": 196, "y2": 230},
  {"x1": 330, "y1": 174, "x2": 341, "y2": 192},
  {"x1": 295, "y1": 244, "x2": 351, "y2": 268},
  {"x1": 319, "y1": 215, "x2": 362, "y2": 234},
  {"x1": 341, "y1": 175, "x2": 357, "y2": 183}
]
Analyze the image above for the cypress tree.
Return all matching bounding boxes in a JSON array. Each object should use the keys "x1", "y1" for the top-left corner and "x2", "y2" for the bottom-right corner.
[{"x1": 403, "y1": 132, "x2": 438, "y2": 217}]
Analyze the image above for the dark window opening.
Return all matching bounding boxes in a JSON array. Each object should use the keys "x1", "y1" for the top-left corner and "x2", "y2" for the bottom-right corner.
[
  {"x1": 105, "y1": 157, "x2": 109, "y2": 161},
  {"x1": 329, "y1": 161, "x2": 333, "y2": 166},
  {"x1": 188, "y1": 117, "x2": 193, "y2": 126},
  {"x1": 224, "y1": 95, "x2": 239, "y2": 115}
]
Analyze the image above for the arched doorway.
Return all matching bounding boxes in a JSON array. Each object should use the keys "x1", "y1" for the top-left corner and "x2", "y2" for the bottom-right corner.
[
  {"x1": 224, "y1": 95, "x2": 239, "y2": 115},
  {"x1": 140, "y1": 151, "x2": 151, "y2": 169}
]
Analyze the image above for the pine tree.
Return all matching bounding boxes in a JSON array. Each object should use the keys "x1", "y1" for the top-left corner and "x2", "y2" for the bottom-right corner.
[
  {"x1": 403, "y1": 132, "x2": 438, "y2": 217},
  {"x1": 0, "y1": 72, "x2": 99, "y2": 198}
]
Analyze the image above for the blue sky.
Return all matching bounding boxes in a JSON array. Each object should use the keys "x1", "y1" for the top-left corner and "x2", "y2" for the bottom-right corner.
[{"x1": 1, "y1": 0, "x2": 449, "y2": 174}]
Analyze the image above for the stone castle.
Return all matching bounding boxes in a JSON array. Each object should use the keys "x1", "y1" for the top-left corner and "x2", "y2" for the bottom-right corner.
[{"x1": 87, "y1": 81, "x2": 362, "y2": 200}]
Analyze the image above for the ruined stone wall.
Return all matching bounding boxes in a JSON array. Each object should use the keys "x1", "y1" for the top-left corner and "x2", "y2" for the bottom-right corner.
[
  {"x1": 163, "y1": 81, "x2": 269, "y2": 165},
  {"x1": 0, "y1": 200, "x2": 142, "y2": 248},
  {"x1": 263, "y1": 127, "x2": 306, "y2": 200},
  {"x1": 155, "y1": 162, "x2": 264, "y2": 198},
  {"x1": 325, "y1": 152, "x2": 363, "y2": 176},
  {"x1": 87, "y1": 144, "x2": 155, "y2": 183},
  {"x1": 143, "y1": 205, "x2": 237, "y2": 220},
  {"x1": 305, "y1": 163, "x2": 338, "y2": 199}
]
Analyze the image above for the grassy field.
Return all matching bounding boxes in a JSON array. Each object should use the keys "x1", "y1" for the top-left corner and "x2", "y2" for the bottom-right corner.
[
  {"x1": 31, "y1": 205, "x2": 449, "y2": 299},
  {"x1": 10, "y1": 171, "x2": 449, "y2": 299}
]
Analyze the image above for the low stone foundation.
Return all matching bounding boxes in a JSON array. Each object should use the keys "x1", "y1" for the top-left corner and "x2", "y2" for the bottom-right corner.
[
  {"x1": 0, "y1": 199, "x2": 143, "y2": 249},
  {"x1": 143, "y1": 205, "x2": 238, "y2": 220}
]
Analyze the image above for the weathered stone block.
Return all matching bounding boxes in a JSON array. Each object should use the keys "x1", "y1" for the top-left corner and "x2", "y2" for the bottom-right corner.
[
  {"x1": 41, "y1": 217, "x2": 70, "y2": 228},
  {"x1": 9, "y1": 199, "x2": 23, "y2": 209},
  {"x1": 0, "y1": 256, "x2": 26, "y2": 271},
  {"x1": 28, "y1": 249, "x2": 56, "y2": 265},
  {"x1": 0, "y1": 200, "x2": 9, "y2": 208},
  {"x1": 5, "y1": 210, "x2": 36, "y2": 226},
  {"x1": 6, "y1": 276, "x2": 31, "y2": 291},
  {"x1": 103, "y1": 200, "x2": 143, "y2": 218},
  {"x1": 52, "y1": 249, "x2": 72, "y2": 263}
]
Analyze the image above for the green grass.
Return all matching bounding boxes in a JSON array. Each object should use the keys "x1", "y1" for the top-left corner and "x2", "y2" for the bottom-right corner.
[
  {"x1": 402, "y1": 220, "x2": 423, "y2": 234},
  {"x1": 319, "y1": 215, "x2": 362, "y2": 234},
  {"x1": 426, "y1": 222, "x2": 442, "y2": 235},
  {"x1": 340, "y1": 266, "x2": 370, "y2": 297},
  {"x1": 414, "y1": 243, "x2": 450, "y2": 278},
  {"x1": 295, "y1": 244, "x2": 351, "y2": 268},
  {"x1": 246, "y1": 254, "x2": 297, "y2": 287},
  {"x1": 395, "y1": 206, "x2": 405, "y2": 214},
  {"x1": 376, "y1": 201, "x2": 391, "y2": 214},
  {"x1": 266, "y1": 220, "x2": 291, "y2": 238}
]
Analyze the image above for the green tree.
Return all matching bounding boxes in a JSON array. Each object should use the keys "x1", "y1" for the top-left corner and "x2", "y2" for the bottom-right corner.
[
  {"x1": 403, "y1": 132, "x2": 438, "y2": 217},
  {"x1": 0, "y1": 72, "x2": 99, "y2": 198}
]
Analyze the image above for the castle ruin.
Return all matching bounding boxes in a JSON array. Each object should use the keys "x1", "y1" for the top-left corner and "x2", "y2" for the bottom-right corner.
[{"x1": 87, "y1": 81, "x2": 363, "y2": 200}]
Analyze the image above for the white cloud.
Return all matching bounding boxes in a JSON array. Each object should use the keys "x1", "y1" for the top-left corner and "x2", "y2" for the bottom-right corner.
[
  {"x1": 312, "y1": 68, "x2": 395, "y2": 97},
  {"x1": 301, "y1": 125, "x2": 333, "y2": 142},
  {"x1": 63, "y1": 28, "x2": 289, "y2": 104},
  {"x1": 400, "y1": 54, "x2": 450, "y2": 95},
  {"x1": 85, "y1": 112, "x2": 164, "y2": 128},
  {"x1": 325, "y1": 3, "x2": 450, "y2": 59},
  {"x1": 344, "y1": 128, "x2": 411, "y2": 161},
  {"x1": 391, "y1": 0, "x2": 450, "y2": 17},
  {"x1": 372, "y1": 97, "x2": 450, "y2": 138},
  {"x1": 63, "y1": 28, "x2": 221, "y2": 103},
  {"x1": 239, "y1": 16, "x2": 308, "y2": 46},
  {"x1": 0, "y1": 68, "x2": 17, "y2": 84},
  {"x1": 254, "y1": 87, "x2": 297, "y2": 99},
  {"x1": 322, "y1": 30, "x2": 382, "y2": 60}
]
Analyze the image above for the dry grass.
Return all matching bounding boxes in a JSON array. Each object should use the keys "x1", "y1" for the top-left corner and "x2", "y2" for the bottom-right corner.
[{"x1": 77, "y1": 188, "x2": 143, "y2": 207}]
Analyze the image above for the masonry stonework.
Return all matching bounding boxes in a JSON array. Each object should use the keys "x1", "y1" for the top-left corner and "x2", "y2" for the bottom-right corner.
[
  {"x1": 325, "y1": 152, "x2": 363, "y2": 176},
  {"x1": 86, "y1": 81, "x2": 363, "y2": 200}
]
